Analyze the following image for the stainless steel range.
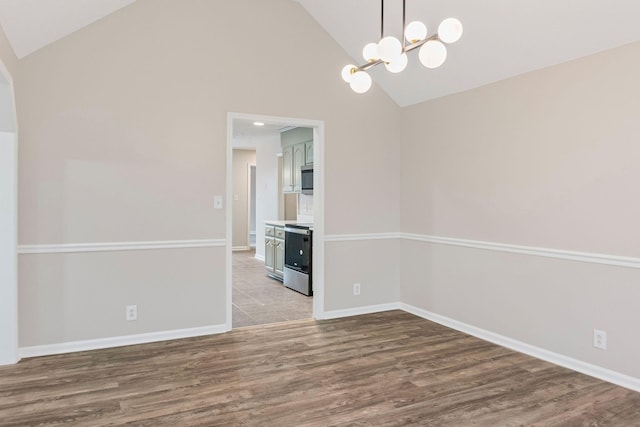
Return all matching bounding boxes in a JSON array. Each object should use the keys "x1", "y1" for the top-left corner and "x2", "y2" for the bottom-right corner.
[{"x1": 283, "y1": 224, "x2": 312, "y2": 296}]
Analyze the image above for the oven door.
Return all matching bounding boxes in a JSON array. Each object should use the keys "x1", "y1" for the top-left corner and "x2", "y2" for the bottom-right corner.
[{"x1": 284, "y1": 226, "x2": 311, "y2": 274}]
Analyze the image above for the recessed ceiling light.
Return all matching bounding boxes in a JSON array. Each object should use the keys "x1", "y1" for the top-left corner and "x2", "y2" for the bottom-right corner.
[{"x1": 253, "y1": 122, "x2": 265, "y2": 127}]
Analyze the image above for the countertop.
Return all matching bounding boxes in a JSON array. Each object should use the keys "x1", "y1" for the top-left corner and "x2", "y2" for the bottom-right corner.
[{"x1": 265, "y1": 220, "x2": 313, "y2": 230}]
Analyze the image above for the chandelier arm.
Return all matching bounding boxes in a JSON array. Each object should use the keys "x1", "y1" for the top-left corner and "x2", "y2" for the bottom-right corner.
[
  {"x1": 403, "y1": 33, "x2": 440, "y2": 53},
  {"x1": 354, "y1": 33, "x2": 440, "y2": 73}
]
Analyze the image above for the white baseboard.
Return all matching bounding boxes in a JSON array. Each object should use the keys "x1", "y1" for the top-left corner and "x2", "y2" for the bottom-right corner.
[
  {"x1": 232, "y1": 246, "x2": 251, "y2": 252},
  {"x1": 254, "y1": 253, "x2": 265, "y2": 262},
  {"x1": 400, "y1": 303, "x2": 640, "y2": 393},
  {"x1": 19, "y1": 323, "x2": 230, "y2": 358},
  {"x1": 323, "y1": 302, "x2": 401, "y2": 320}
]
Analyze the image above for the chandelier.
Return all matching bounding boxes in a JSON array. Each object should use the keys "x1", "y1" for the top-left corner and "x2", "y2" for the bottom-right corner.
[{"x1": 341, "y1": 0, "x2": 463, "y2": 93}]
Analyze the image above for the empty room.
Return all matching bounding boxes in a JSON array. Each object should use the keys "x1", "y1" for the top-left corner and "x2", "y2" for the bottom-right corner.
[{"x1": 1, "y1": 0, "x2": 640, "y2": 425}]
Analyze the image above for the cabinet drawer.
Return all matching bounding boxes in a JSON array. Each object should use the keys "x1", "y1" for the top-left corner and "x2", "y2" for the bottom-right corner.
[
  {"x1": 275, "y1": 227, "x2": 285, "y2": 238},
  {"x1": 265, "y1": 226, "x2": 275, "y2": 236}
]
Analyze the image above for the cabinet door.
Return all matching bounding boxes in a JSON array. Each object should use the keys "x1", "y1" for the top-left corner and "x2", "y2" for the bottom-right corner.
[
  {"x1": 282, "y1": 146, "x2": 294, "y2": 192},
  {"x1": 274, "y1": 238, "x2": 284, "y2": 276},
  {"x1": 305, "y1": 141, "x2": 313, "y2": 165},
  {"x1": 293, "y1": 143, "x2": 305, "y2": 192},
  {"x1": 265, "y1": 238, "x2": 275, "y2": 271}
]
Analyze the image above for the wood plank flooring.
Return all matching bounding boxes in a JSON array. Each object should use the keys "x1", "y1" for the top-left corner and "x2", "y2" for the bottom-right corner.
[
  {"x1": 232, "y1": 249, "x2": 312, "y2": 328},
  {"x1": 1, "y1": 311, "x2": 639, "y2": 426}
]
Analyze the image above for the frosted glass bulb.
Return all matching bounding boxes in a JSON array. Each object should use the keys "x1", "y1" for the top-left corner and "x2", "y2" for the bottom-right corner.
[
  {"x1": 362, "y1": 42, "x2": 379, "y2": 62},
  {"x1": 404, "y1": 21, "x2": 427, "y2": 43},
  {"x1": 384, "y1": 53, "x2": 408, "y2": 73},
  {"x1": 349, "y1": 71, "x2": 372, "y2": 94},
  {"x1": 341, "y1": 64, "x2": 356, "y2": 83},
  {"x1": 377, "y1": 36, "x2": 402, "y2": 62},
  {"x1": 438, "y1": 18, "x2": 463, "y2": 43},
  {"x1": 419, "y1": 40, "x2": 447, "y2": 68}
]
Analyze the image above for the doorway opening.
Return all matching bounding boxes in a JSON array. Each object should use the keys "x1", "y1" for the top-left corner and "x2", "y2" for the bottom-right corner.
[{"x1": 226, "y1": 113, "x2": 325, "y2": 329}]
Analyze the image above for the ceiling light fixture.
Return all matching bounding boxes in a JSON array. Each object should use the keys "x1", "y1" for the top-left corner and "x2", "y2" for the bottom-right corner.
[
  {"x1": 341, "y1": 0, "x2": 463, "y2": 94},
  {"x1": 253, "y1": 122, "x2": 265, "y2": 127}
]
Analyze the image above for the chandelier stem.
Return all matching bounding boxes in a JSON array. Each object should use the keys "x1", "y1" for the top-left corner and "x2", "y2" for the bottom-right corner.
[
  {"x1": 402, "y1": 0, "x2": 406, "y2": 48},
  {"x1": 381, "y1": 0, "x2": 384, "y2": 39}
]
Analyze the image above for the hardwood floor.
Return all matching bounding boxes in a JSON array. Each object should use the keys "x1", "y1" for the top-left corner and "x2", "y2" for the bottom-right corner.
[
  {"x1": 1, "y1": 311, "x2": 639, "y2": 426},
  {"x1": 233, "y1": 249, "x2": 312, "y2": 328}
]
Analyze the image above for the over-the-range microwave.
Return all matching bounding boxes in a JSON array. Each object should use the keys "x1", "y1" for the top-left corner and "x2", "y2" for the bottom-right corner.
[{"x1": 301, "y1": 164, "x2": 313, "y2": 195}]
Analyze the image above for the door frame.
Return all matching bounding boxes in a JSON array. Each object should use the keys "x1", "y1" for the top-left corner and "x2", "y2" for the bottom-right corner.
[
  {"x1": 247, "y1": 164, "x2": 256, "y2": 249},
  {"x1": 0, "y1": 60, "x2": 19, "y2": 365},
  {"x1": 226, "y1": 113, "x2": 325, "y2": 329}
]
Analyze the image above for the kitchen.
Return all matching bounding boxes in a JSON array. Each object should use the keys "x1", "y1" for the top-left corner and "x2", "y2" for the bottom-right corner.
[{"x1": 232, "y1": 123, "x2": 315, "y2": 328}]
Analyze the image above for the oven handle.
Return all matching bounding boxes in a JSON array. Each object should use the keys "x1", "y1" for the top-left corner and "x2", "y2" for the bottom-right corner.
[{"x1": 284, "y1": 227, "x2": 310, "y2": 235}]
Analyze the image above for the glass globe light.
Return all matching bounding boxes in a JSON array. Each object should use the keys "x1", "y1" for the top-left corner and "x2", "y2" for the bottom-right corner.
[
  {"x1": 384, "y1": 53, "x2": 408, "y2": 73},
  {"x1": 362, "y1": 42, "x2": 379, "y2": 62},
  {"x1": 404, "y1": 21, "x2": 427, "y2": 43},
  {"x1": 438, "y1": 18, "x2": 463, "y2": 44},
  {"x1": 419, "y1": 40, "x2": 447, "y2": 68},
  {"x1": 341, "y1": 64, "x2": 356, "y2": 83},
  {"x1": 349, "y1": 71, "x2": 372, "y2": 94},
  {"x1": 377, "y1": 36, "x2": 402, "y2": 63}
]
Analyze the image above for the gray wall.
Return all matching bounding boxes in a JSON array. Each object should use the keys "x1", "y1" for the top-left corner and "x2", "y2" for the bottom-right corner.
[
  {"x1": 400, "y1": 42, "x2": 640, "y2": 379},
  {"x1": 16, "y1": 0, "x2": 401, "y2": 346}
]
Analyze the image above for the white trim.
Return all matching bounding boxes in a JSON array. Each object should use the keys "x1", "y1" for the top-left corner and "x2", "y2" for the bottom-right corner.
[
  {"x1": 400, "y1": 303, "x2": 640, "y2": 393},
  {"x1": 232, "y1": 246, "x2": 251, "y2": 252},
  {"x1": 0, "y1": 131, "x2": 18, "y2": 365},
  {"x1": 19, "y1": 323, "x2": 229, "y2": 358},
  {"x1": 254, "y1": 253, "x2": 265, "y2": 262},
  {"x1": 0, "y1": 60, "x2": 19, "y2": 366},
  {"x1": 323, "y1": 302, "x2": 401, "y2": 320},
  {"x1": 324, "y1": 232, "x2": 400, "y2": 242},
  {"x1": 323, "y1": 231, "x2": 640, "y2": 270},
  {"x1": 400, "y1": 233, "x2": 640, "y2": 270},
  {"x1": 18, "y1": 239, "x2": 226, "y2": 255}
]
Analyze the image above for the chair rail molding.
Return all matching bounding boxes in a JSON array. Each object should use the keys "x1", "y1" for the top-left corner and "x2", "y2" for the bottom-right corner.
[
  {"x1": 323, "y1": 232, "x2": 640, "y2": 269},
  {"x1": 18, "y1": 239, "x2": 227, "y2": 254}
]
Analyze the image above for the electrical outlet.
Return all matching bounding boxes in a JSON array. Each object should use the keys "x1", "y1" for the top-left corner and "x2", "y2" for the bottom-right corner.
[
  {"x1": 214, "y1": 196, "x2": 223, "y2": 209},
  {"x1": 353, "y1": 283, "x2": 361, "y2": 296},
  {"x1": 593, "y1": 329, "x2": 607, "y2": 350},
  {"x1": 126, "y1": 305, "x2": 138, "y2": 321}
]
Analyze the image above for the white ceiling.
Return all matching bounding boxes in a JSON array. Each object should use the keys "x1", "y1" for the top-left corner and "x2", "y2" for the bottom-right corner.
[
  {"x1": 0, "y1": 1, "x2": 639, "y2": 106},
  {"x1": 0, "y1": 0, "x2": 135, "y2": 58},
  {"x1": 297, "y1": 0, "x2": 640, "y2": 106}
]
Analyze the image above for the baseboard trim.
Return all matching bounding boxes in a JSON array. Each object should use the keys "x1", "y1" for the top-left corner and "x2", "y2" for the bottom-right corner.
[
  {"x1": 19, "y1": 323, "x2": 230, "y2": 358},
  {"x1": 323, "y1": 302, "x2": 401, "y2": 320},
  {"x1": 232, "y1": 246, "x2": 251, "y2": 252},
  {"x1": 254, "y1": 253, "x2": 265, "y2": 262},
  {"x1": 400, "y1": 303, "x2": 640, "y2": 393},
  {"x1": 18, "y1": 239, "x2": 227, "y2": 255}
]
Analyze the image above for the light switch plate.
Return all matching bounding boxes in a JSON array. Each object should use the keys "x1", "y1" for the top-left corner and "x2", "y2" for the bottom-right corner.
[{"x1": 214, "y1": 196, "x2": 223, "y2": 209}]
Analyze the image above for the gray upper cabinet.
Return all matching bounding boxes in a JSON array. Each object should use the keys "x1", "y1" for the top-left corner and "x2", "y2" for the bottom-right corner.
[
  {"x1": 282, "y1": 145, "x2": 294, "y2": 192},
  {"x1": 281, "y1": 127, "x2": 313, "y2": 194},
  {"x1": 292, "y1": 143, "x2": 305, "y2": 192},
  {"x1": 305, "y1": 141, "x2": 313, "y2": 165}
]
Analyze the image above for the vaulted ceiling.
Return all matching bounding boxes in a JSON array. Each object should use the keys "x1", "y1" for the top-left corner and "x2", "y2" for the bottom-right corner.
[{"x1": 1, "y1": 0, "x2": 639, "y2": 106}]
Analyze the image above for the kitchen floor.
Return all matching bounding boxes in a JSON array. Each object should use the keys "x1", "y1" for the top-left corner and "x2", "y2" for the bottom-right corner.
[{"x1": 233, "y1": 249, "x2": 312, "y2": 328}]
